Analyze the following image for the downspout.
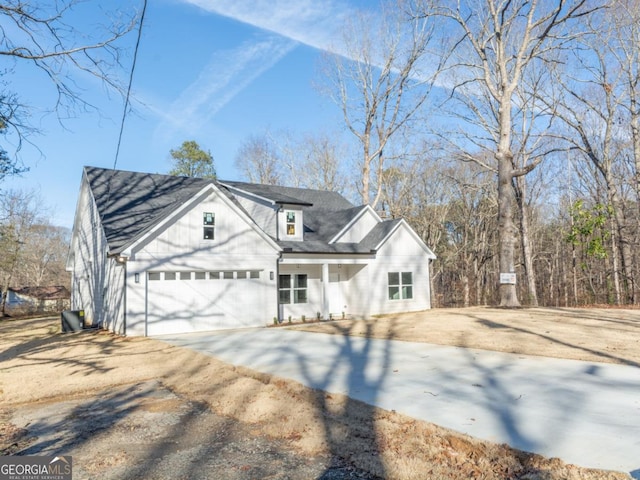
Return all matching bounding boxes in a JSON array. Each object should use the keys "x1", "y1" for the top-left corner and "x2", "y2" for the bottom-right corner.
[
  {"x1": 122, "y1": 260, "x2": 127, "y2": 336},
  {"x1": 276, "y1": 256, "x2": 281, "y2": 324},
  {"x1": 275, "y1": 204, "x2": 281, "y2": 323},
  {"x1": 144, "y1": 271, "x2": 148, "y2": 337},
  {"x1": 110, "y1": 253, "x2": 130, "y2": 335}
]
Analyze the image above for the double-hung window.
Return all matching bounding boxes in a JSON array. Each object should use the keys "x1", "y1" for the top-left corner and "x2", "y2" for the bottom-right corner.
[
  {"x1": 388, "y1": 272, "x2": 413, "y2": 300},
  {"x1": 286, "y1": 211, "x2": 296, "y2": 236},
  {"x1": 203, "y1": 212, "x2": 215, "y2": 240},
  {"x1": 279, "y1": 274, "x2": 308, "y2": 304}
]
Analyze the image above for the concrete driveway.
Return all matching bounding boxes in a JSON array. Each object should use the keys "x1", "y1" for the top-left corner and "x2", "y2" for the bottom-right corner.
[{"x1": 157, "y1": 327, "x2": 640, "y2": 477}]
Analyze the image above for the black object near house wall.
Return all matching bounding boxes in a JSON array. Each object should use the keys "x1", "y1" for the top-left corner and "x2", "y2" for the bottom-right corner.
[{"x1": 61, "y1": 310, "x2": 85, "y2": 332}]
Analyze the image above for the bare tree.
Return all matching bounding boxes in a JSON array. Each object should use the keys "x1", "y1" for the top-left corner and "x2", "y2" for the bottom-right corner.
[
  {"x1": 0, "y1": 190, "x2": 40, "y2": 314},
  {"x1": 234, "y1": 132, "x2": 283, "y2": 184},
  {"x1": 321, "y1": 0, "x2": 444, "y2": 208},
  {"x1": 18, "y1": 224, "x2": 70, "y2": 287},
  {"x1": 510, "y1": 64, "x2": 565, "y2": 307},
  {"x1": 0, "y1": 0, "x2": 138, "y2": 174},
  {"x1": 276, "y1": 131, "x2": 347, "y2": 192},
  {"x1": 606, "y1": 0, "x2": 640, "y2": 302},
  {"x1": 418, "y1": 0, "x2": 601, "y2": 307},
  {"x1": 542, "y1": 5, "x2": 638, "y2": 304},
  {"x1": 609, "y1": 0, "x2": 640, "y2": 214}
]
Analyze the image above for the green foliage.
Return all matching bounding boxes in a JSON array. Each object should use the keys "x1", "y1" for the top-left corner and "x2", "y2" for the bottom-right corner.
[
  {"x1": 168, "y1": 140, "x2": 216, "y2": 179},
  {"x1": 565, "y1": 200, "x2": 613, "y2": 260}
]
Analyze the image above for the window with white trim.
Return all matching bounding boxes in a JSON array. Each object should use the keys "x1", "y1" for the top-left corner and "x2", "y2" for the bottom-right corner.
[
  {"x1": 286, "y1": 211, "x2": 296, "y2": 236},
  {"x1": 279, "y1": 274, "x2": 307, "y2": 304},
  {"x1": 203, "y1": 212, "x2": 215, "y2": 240},
  {"x1": 388, "y1": 272, "x2": 413, "y2": 300}
]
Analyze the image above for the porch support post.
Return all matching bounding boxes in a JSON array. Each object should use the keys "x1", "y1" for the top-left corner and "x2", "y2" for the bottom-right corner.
[{"x1": 322, "y1": 263, "x2": 330, "y2": 320}]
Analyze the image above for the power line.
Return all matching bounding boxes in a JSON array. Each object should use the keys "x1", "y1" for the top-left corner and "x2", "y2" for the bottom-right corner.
[{"x1": 113, "y1": 0, "x2": 148, "y2": 170}]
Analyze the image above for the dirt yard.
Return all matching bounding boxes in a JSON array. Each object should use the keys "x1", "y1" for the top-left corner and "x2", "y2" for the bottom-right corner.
[
  {"x1": 1, "y1": 307, "x2": 637, "y2": 479},
  {"x1": 291, "y1": 307, "x2": 640, "y2": 367}
]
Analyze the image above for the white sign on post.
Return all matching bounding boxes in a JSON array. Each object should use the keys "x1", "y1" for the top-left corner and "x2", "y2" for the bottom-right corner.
[{"x1": 500, "y1": 273, "x2": 517, "y2": 285}]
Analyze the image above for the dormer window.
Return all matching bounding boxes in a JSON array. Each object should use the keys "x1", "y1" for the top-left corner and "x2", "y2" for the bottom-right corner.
[
  {"x1": 286, "y1": 211, "x2": 296, "y2": 236},
  {"x1": 278, "y1": 207, "x2": 303, "y2": 241},
  {"x1": 203, "y1": 212, "x2": 215, "y2": 240}
]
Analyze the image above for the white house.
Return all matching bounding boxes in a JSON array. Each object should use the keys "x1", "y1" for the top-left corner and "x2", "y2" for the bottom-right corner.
[{"x1": 66, "y1": 167, "x2": 436, "y2": 336}]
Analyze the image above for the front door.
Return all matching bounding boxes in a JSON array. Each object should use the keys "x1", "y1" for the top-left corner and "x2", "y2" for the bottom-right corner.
[{"x1": 328, "y1": 272, "x2": 347, "y2": 317}]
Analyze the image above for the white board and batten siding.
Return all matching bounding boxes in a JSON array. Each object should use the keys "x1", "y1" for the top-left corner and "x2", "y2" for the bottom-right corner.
[
  {"x1": 124, "y1": 190, "x2": 280, "y2": 336},
  {"x1": 68, "y1": 179, "x2": 110, "y2": 329},
  {"x1": 354, "y1": 223, "x2": 434, "y2": 317}
]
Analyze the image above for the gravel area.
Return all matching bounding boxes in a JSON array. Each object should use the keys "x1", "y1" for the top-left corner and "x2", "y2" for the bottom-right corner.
[{"x1": 5, "y1": 380, "x2": 374, "y2": 479}]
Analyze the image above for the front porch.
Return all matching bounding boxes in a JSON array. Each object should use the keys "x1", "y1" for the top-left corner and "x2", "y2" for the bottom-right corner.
[{"x1": 277, "y1": 255, "x2": 371, "y2": 322}]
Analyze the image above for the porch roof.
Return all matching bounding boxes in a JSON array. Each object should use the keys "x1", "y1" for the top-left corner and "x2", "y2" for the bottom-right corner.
[{"x1": 278, "y1": 239, "x2": 375, "y2": 254}]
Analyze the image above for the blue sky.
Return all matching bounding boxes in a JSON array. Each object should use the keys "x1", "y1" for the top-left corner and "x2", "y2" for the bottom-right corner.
[{"x1": 5, "y1": 0, "x2": 378, "y2": 228}]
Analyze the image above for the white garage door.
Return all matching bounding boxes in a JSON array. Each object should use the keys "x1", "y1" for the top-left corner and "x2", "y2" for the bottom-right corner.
[{"x1": 145, "y1": 270, "x2": 268, "y2": 336}]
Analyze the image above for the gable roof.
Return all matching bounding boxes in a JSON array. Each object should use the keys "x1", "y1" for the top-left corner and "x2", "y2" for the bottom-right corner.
[
  {"x1": 361, "y1": 218, "x2": 437, "y2": 258},
  {"x1": 80, "y1": 167, "x2": 433, "y2": 258},
  {"x1": 360, "y1": 219, "x2": 404, "y2": 251},
  {"x1": 220, "y1": 180, "x2": 373, "y2": 252},
  {"x1": 85, "y1": 167, "x2": 215, "y2": 253},
  {"x1": 303, "y1": 206, "x2": 366, "y2": 243}
]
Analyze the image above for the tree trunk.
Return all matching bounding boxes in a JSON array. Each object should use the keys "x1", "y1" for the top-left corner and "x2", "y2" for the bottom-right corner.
[
  {"x1": 514, "y1": 175, "x2": 538, "y2": 306},
  {"x1": 0, "y1": 284, "x2": 8, "y2": 316},
  {"x1": 462, "y1": 270, "x2": 470, "y2": 308},
  {"x1": 497, "y1": 152, "x2": 520, "y2": 307},
  {"x1": 608, "y1": 214, "x2": 622, "y2": 305}
]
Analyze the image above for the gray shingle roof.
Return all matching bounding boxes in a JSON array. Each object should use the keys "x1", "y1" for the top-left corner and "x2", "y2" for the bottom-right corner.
[
  {"x1": 220, "y1": 180, "x2": 370, "y2": 252},
  {"x1": 360, "y1": 219, "x2": 403, "y2": 251},
  {"x1": 302, "y1": 206, "x2": 366, "y2": 243},
  {"x1": 221, "y1": 181, "x2": 353, "y2": 210},
  {"x1": 84, "y1": 167, "x2": 389, "y2": 256},
  {"x1": 278, "y1": 240, "x2": 374, "y2": 254},
  {"x1": 9, "y1": 285, "x2": 70, "y2": 300},
  {"x1": 85, "y1": 167, "x2": 215, "y2": 253}
]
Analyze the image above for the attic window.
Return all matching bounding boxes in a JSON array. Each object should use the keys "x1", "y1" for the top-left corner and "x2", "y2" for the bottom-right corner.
[
  {"x1": 203, "y1": 212, "x2": 215, "y2": 240},
  {"x1": 286, "y1": 211, "x2": 296, "y2": 236}
]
